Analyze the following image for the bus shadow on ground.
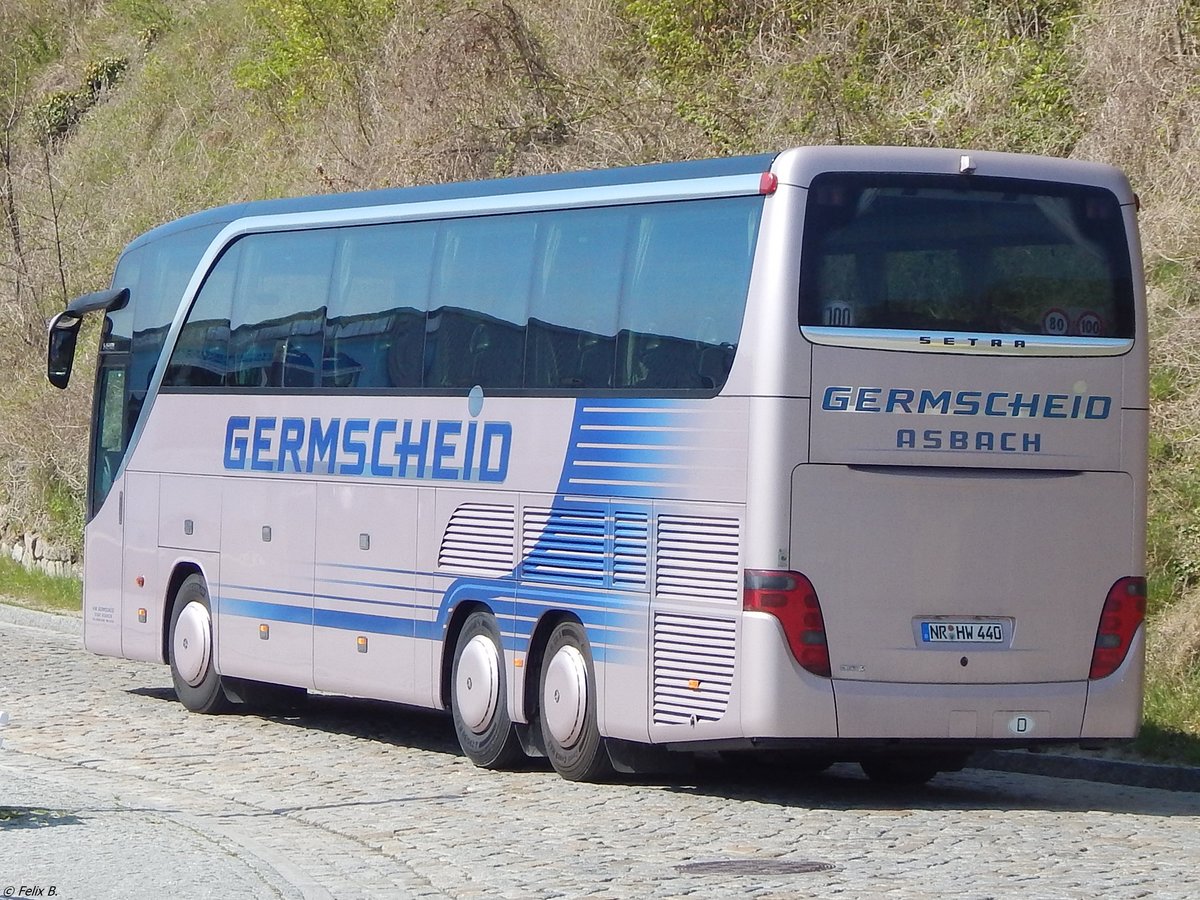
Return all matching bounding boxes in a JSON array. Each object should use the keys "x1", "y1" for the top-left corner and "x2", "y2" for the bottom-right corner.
[
  {"x1": 266, "y1": 693, "x2": 470, "y2": 758},
  {"x1": 666, "y1": 760, "x2": 1200, "y2": 817},
  {"x1": 128, "y1": 686, "x2": 1200, "y2": 816},
  {"x1": 0, "y1": 807, "x2": 84, "y2": 830},
  {"x1": 129, "y1": 684, "x2": 467, "y2": 758}
]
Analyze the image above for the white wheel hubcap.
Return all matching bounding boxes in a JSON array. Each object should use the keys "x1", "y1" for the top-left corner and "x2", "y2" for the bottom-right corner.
[
  {"x1": 543, "y1": 644, "x2": 588, "y2": 748},
  {"x1": 173, "y1": 600, "x2": 212, "y2": 687},
  {"x1": 456, "y1": 634, "x2": 500, "y2": 734}
]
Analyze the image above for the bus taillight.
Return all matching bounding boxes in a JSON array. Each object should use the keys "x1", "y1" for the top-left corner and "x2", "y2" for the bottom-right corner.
[
  {"x1": 1089, "y1": 577, "x2": 1146, "y2": 680},
  {"x1": 744, "y1": 570, "x2": 830, "y2": 677}
]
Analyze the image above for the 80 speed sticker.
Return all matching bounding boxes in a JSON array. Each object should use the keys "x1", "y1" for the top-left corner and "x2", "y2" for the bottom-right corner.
[
  {"x1": 1042, "y1": 308, "x2": 1069, "y2": 335},
  {"x1": 1041, "y1": 308, "x2": 1106, "y2": 337}
]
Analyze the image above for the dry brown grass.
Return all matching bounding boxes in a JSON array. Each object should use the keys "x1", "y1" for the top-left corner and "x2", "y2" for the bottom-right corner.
[
  {"x1": 303, "y1": 0, "x2": 705, "y2": 194},
  {"x1": 1149, "y1": 585, "x2": 1200, "y2": 680},
  {"x1": 1075, "y1": 0, "x2": 1200, "y2": 263}
]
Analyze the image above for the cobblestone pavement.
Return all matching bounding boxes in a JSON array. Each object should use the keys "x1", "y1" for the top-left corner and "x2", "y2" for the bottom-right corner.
[{"x1": 2, "y1": 605, "x2": 1199, "y2": 899}]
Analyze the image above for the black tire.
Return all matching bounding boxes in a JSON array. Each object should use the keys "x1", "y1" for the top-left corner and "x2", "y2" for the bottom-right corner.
[
  {"x1": 450, "y1": 611, "x2": 524, "y2": 769},
  {"x1": 168, "y1": 574, "x2": 231, "y2": 713},
  {"x1": 538, "y1": 620, "x2": 611, "y2": 782}
]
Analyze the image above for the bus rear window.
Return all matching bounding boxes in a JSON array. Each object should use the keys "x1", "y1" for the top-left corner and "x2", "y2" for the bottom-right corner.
[{"x1": 799, "y1": 173, "x2": 1135, "y2": 339}]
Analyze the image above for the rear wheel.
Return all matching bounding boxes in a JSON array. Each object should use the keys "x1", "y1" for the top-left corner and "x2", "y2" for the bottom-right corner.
[
  {"x1": 450, "y1": 611, "x2": 523, "y2": 769},
  {"x1": 168, "y1": 574, "x2": 231, "y2": 714},
  {"x1": 538, "y1": 620, "x2": 611, "y2": 782}
]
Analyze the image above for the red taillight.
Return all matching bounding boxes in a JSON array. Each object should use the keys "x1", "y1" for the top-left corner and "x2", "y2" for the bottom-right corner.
[
  {"x1": 1089, "y1": 576, "x2": 1146, "y2": 679},
  {"x1": 759, "y1": 172, "x2": 778, "y2": 195},
  {"x1": 744, "y1": 569, "x2": 830, "y2": 677}
]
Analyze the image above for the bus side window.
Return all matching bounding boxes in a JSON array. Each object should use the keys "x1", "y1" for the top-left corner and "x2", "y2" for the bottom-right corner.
[
  {"x1": 165, "y1": 197, "x2": 759, "y2": 396},
  {"x1": 616, "y1": 198, "x2": 757, "y2": 389},
  {"x1": 163, "y1": 243, "x2": 239, "y2": 388},
  {"x1": 430, "y1": 215, "x2": 535, "y2": 389},
  {"x1": 527, "y1": 208, "x2": 626, "y2": 390},
  {"x1": 326, "y1": 221, "x2": 436, "y2": 389},
  {"x1": 130, "y1": 228, "x2": 220, "y2": 406},
  {"x1": 228, "y1": 230, "x2": 334, "y2": 390}
]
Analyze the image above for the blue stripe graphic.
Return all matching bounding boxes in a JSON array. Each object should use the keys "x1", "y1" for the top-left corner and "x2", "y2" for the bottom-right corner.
[{"x1": 219, "y1": 398, "x2": 697, "y2": 662}]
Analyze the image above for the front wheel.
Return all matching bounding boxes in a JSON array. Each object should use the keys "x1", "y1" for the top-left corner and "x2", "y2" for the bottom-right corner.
[
  {"x1": 168, "y1": 574, "x2": 231, "y2": 713},
  {"x1": 538, "y1": 620, "x2": 611, "y2": 782},
  {"x1": 450, "y1": 610, "x2": 524, "y2": 769}
]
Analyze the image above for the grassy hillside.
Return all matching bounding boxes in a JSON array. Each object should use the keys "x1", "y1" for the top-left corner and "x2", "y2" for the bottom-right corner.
[{"x1": 2, "y1": 0, "x2": 1199, "y2": 754}]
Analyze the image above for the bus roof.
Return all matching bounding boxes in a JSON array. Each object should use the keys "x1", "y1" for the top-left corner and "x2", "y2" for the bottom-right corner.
[{"x1": 123, "y1": 153, "x2": 780, "y2": 254}]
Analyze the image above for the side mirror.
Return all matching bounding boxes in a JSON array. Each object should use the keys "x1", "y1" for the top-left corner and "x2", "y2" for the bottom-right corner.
[
  {"x1": 47, "y1": 310, "x2": 83, "y2": 389},
  {"x1": 45, "y1": 287, "x2": 130, "y2": 390}
]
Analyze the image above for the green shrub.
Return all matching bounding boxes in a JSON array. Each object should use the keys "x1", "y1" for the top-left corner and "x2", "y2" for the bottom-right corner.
[
  {"x1": 234, "y1": 0, "x2": 395, "y2": 118},
  {"x1": 30, "y1": 55, "x2": 129, "y2": 144}
]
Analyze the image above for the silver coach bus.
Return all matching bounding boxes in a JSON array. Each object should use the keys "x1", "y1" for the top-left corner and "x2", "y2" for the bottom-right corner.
[{"x1": 48, "y1": 146, "x2": 1146, "y2": 783}]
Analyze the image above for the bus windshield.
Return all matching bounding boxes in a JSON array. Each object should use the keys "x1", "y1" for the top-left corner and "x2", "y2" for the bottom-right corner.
[{"x1": 799, "y1": 173, "x2": 1135, "y2": 339}]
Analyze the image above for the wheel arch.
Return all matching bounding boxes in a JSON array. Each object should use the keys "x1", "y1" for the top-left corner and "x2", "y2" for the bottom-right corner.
[
  {"x1": 160, "y1": 561, "x2": 205, "y2": 664},
  {"x1": 439, "y1": 599, "x2": 490, "y2": 710}
]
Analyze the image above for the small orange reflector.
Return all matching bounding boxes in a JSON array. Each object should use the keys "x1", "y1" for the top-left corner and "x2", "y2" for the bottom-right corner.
[
  {"x1": 688, "y1": 679, "x2": 701, "y2": 691},
  {"x1": 514, "y1": 658, "x2": 524, "y2": 668},
  {"x1": 259, "y1": 624, "x2": 270, "y2": 640},
  {"x1": 135, "y1": 576, "x2": 145, "y2": 587},
  {"x1": 137, "y1": 608, "x2": 147, "y2": 623},
  {"x1": 357, "y1": 635, "x2": 368, "y2": 653}
]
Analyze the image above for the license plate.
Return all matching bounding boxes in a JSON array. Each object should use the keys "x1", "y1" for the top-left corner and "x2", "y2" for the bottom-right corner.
[{"x1": 920, "y1": 621, "x2": 1004, "y2": 643}]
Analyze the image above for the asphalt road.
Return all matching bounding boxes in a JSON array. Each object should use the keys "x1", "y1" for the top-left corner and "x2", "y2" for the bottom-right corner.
[{"x1": 2, "y1": 603, "x2": 1198, "y2": 899}]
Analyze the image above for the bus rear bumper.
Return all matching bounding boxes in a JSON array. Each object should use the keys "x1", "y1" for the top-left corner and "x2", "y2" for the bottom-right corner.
[
  {"x1": 833, "y1": 678, "x2": 1087, "y2": 741},
  {"x1": 734, "y1": 614, "x2": 1114, "y2": 745},
  {"x1": 830, "y1": 626, "x2": 1146, "y2": 743},
  {"x1": 733, "y1": 615, "x2": 1095, "y2": 745}
]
